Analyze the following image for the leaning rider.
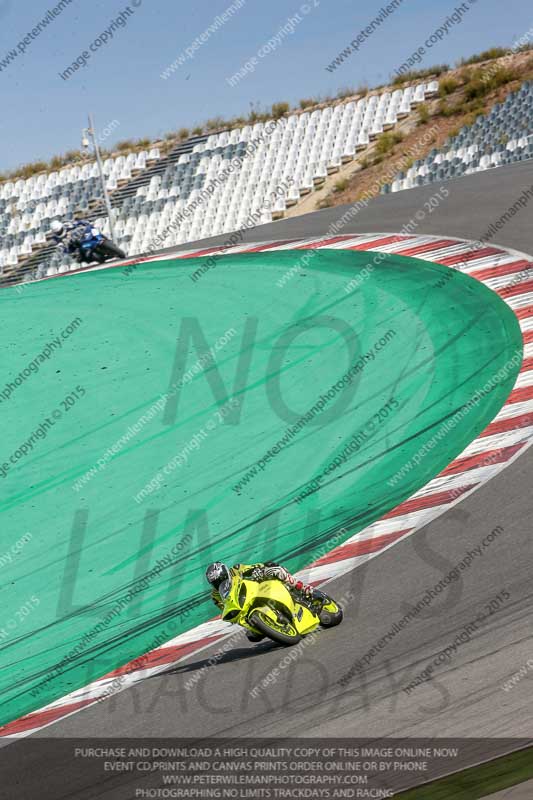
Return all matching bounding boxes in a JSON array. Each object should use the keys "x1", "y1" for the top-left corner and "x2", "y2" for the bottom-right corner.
[
  {"x1": 50, "y1": 218, "x2": 97, "y2": 262},
  {"x1": 205, "y1": 561, "x2": 317, "y2": 642}
]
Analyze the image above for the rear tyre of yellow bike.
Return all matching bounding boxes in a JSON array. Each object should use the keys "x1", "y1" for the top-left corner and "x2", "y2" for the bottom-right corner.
[{"x1": 249, "y1": 610, "x2": 302, "y2": 646}]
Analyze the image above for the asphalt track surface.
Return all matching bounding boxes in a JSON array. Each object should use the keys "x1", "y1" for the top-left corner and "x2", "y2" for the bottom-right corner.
[{"x1": 5, "y1": 164, "x2": 533, "y2": 793}]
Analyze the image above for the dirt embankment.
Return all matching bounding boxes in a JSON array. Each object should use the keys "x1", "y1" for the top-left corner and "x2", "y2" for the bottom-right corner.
[{"x1": 286, "y1": 50, "x2": 533, "y2": 217}]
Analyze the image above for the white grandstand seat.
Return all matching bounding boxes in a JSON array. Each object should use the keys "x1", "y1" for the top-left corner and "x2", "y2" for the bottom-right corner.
[
  {"x1": 357, "y1": 129, "x2": 370, "y2": 147},
  {"x1": 370, "y1": 118, "x2": 384, "y2": 136},
  {"x1": 7, "y1": 248, "x2": 18, "y2": 265},
  {"x1": 413, "y1": 84, "x2": 426, "y2": 103},
  {"x1": 398, "y1": 94, "x2": 411, "y2": 115}
]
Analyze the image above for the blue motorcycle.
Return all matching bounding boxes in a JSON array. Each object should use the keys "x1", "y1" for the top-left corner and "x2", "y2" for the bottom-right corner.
[{"x1": 77, "y1": 229, "x2": 126, "y2": 265}]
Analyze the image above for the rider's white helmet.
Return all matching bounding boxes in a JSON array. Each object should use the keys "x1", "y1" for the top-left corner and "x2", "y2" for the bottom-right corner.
[{"x1": 50, "y1": 220, "x2": 64, "y2": 236}]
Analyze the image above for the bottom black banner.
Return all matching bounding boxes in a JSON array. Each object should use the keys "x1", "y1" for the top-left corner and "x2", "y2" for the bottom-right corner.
[{"x1": 1, "y1": 738, "x2": 531, "y2": 799}]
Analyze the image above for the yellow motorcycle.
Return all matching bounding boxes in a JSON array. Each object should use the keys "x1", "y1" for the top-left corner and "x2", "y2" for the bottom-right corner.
[{"x1": 218, "y1": 575, "x2": 343, "y2": 646}]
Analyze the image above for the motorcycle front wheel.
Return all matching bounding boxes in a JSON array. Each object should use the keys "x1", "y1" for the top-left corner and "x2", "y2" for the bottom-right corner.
[
  {"x1": 318, "y1": 596, "x2": 343, "y2": 628},
  {"x1": 248, "y1": 610, "x2": 301, "y2": 646}
]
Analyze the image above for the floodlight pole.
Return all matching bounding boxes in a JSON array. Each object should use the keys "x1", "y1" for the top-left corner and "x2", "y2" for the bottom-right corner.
[{"x1": 83, "y1": 114, "x2": 116, "y2": 242}]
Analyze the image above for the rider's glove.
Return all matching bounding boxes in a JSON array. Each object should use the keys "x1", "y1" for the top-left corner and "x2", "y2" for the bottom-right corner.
[{"x1": 295, "y1": 580, "x2": 314, "y2": 598}]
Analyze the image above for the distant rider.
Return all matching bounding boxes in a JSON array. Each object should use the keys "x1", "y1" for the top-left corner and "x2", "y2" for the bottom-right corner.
[
  {"x1": 205, "y1": 561, "x2": 317, "y2": 642},
  {"x1": 50, "y1": 218, "x2": 98, "y2": 263}
]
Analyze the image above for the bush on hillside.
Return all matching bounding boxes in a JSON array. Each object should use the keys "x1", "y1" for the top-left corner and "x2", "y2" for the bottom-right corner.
[
  {"x1": 465, "y1": 66, "x2": 519, "y2": 99},
  {"x1": 272, "y1": 101, "x2": 290, "y2": 119},
  {"x1": 392, "y1": 64, "x2": 449, "y2": 85},
  {"x1": 333, "y1": 178, "x2": 349, "y2": 192},
  {"x1": 439, "y1": 77, "x2": 459, "y2": 96},
  {"x1": 437, "y1": 101, "x2": 458, "y2": 117},
  {"x1": 206, "y1": 117, "x2": 225, "y2": 131},
  {"x1": 337, "y1": 86, "x2": 356, "y2": 99},
  {"x1": 376, "y1": 132, "x2": 401, "y2": 154},
  {"x1": 460, "y1": 47, "x2": 508, "y2": 65},
  {"x1": 418, "y1": 103, "x2": 430, "y2": 124}
]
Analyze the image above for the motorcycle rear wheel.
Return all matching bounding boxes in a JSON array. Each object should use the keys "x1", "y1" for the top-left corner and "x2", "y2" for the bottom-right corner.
[
  {"x1": 95, "y1": 240, "x2": 127, "y2": 262},
  {"x1": 249, "y1": 610, "x2": 301, "y2": 646}
]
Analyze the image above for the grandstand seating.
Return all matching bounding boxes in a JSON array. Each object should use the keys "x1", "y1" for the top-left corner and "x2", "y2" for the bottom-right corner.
[
  {"x1": 382, "y1": 80, "x2": 533, "y2": 193},
  {"x1": 105, "y1": 82, "x2": 438, "y2": 263},
  {"x1": 0, "y1": 82, "x2": 439, "y2": 282},
  {"x1": 0, "y1": 149, "x2": 161, "y2": 274}
]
